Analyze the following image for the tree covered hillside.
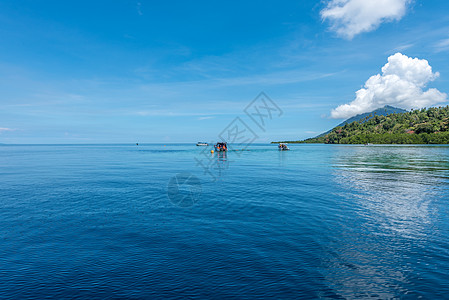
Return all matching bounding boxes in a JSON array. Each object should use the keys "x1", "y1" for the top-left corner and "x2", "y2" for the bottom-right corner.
[{"x1": 301, "y1": 106, "x2": 449, "y2": 144}]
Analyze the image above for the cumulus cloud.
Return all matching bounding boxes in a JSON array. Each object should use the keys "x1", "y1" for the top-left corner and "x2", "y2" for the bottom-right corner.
[
  {"x1": 331, "y1": 53, "x2": 447, "y2": 119},
  {"x1": 321, "y1": 0, "x2": 410, "y2": 39}
]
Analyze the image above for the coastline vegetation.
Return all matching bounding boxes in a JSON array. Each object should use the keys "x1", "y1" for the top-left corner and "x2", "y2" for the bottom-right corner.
[{"x1": 280, "y1": 106, "x2": 449, "y2": 144}]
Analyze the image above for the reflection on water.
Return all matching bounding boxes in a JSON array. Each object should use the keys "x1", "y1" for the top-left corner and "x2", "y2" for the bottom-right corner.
[
  {"x1": 212, "y1": 151, "x2": 230, "y2": 181},
  {"x1": 2, "y1": 144, "x2": 449, "y2": 298},
  {"x1": 194, "y1": 146, "x2": 231, "y2": 182},
  {"x1": 325, "y1": 146, "x2": 449, "y2": 298},
  {"x1": 334, "y1": 146, "x2": 447, "y2": 236}
]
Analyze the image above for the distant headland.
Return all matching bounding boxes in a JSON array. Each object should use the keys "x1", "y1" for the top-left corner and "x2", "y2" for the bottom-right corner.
[{"x1": 275, "y1": 105, "x2": 449, "y2": 144}]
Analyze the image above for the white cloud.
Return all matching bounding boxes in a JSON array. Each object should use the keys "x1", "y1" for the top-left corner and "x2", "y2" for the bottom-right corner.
[
  {"x1": 198, "y1": 116, "x2": 215, "y2": 120},
  {"x1": 434, "y1": 38, "x2": 449, "y2": 52},
  {"x1": 390, "y1": 43, "x2": 414, "y2": 52},
  {"x1": 331, "y1": 53, "x2": 447, "y2": 119},
  {"x1": 321, "y1": 0, "x2": 410, "y2": 39},
  {"x1": 136, "y1": 2, "x2": 143, "y2": 15},
  {"x1": 0, "y1": 128, "x2": 13, "y2": 133},
  {"x1": 305, "y1": 130, "x2": 319, "y2": 134}
]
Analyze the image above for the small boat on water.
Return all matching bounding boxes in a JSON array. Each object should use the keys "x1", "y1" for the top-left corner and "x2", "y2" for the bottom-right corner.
[
  {"x1": 214, "y1": 142, "x2": 228, "y2": 152},
  {"x1": 196, "y1": 142, "x2": 208, "y2": 146},
  {"x1": 278, "y1": 143, "x2": 290, "y2": 151}
]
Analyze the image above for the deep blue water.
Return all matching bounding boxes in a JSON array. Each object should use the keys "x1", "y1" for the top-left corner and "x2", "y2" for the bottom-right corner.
[{"x1": 1, "y1": 144, "x2": 449, "y2": 299}]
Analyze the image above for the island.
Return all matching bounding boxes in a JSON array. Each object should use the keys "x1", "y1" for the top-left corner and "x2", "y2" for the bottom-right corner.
[{"x1": 275, "y1": 105, "x2": 449, "y2": 144}]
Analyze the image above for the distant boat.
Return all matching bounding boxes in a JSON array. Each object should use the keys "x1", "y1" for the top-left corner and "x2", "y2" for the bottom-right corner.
[
  {"x1": 278, "y1": 143, "x2": 290, "y2": 151},
  {"x1": 214, "y1": 142, "x2": 228, "y2": 152},
  {"x1": 196, "y1": 142, "x2": 208, "y2": 146}
]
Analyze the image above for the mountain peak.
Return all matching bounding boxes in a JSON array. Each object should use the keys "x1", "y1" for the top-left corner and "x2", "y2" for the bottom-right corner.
[
  {"x1": 316, "y1": 106, "x2": 407, "y2": 138},
  {"x1": 341, "y1": 106, "x2": 407, "y2": 124}
]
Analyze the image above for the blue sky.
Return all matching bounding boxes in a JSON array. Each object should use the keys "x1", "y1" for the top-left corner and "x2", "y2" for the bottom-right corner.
[{"x1": 1, "y1": 0, "x2": 449, "y2": 143}]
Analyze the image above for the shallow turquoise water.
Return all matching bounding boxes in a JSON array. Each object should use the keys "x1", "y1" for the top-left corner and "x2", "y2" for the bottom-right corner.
[{"x1": 1, "y1": 144, "x2": 449, "y2": 298}]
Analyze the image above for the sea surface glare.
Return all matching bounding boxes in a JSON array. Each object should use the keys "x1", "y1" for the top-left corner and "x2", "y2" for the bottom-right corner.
[{"x1": 1, "y1": 144, "x2": 449, "y2": 298}]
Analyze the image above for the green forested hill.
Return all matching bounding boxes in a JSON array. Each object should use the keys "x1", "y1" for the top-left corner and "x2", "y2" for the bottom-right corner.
[
  {"x1": 296, "y1": 106, "x2": 449, "y2": 144},
  {"x1": 316, "y1": 105, "x2": 407, "y2": 138}
]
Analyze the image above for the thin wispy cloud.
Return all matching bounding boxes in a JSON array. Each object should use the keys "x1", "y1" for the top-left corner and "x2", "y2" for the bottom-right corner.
[
  {"x1": 390, "y1": 43, "x2": 414, "y2": 53},
  {"x1": 198, "y1": 116, "x2": 215, "y2": 120},
  {"x1": 136, "y1": 2, "x2": 143, "y2": 16},
  {"x1": 137, "y1": 69, "x2": 341, "y2": 93},
  {"x1": 321, "y1": 0, "x2": 411, "y2": 39},
  {"x1": 134, "y1": 110, "x2": 187, "y2": 117},
  {"x1": 434, "y1": 38, "x2": 449, "y2": 52},
  {"x1": 305, "y1": 130, "x2": 319, "y2": 134},
  {"x1": 0, "y1": 128, "x2": 14, "y2": 133},
  {"x1": 133, "y1": 110, "x2": 223, "y2": 117}
]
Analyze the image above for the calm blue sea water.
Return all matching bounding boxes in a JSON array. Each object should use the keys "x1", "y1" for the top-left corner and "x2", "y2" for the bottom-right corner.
[{"x1": 1, "y1": 144, "x2": 449, "y2": 299}]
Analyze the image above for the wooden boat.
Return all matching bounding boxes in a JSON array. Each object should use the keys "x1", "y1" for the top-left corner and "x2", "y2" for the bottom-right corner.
[
  {"x1": 278, "y1": 143, "x2": 290, "y2": 151},
  {"x1": 214, "y1": 142, "x2": 228, "y2": 152}
]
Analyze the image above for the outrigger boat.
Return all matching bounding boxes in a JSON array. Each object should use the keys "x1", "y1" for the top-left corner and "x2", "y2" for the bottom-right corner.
[
  {"x1": 196, "y1": 142, "x2": 208, "y2": 146},
  {"x1": 278, "y1": 143, "x2": 290, "y2": 151},
  {"x1": 214, "y1": 142, "x2": 228, "y2": 152}
]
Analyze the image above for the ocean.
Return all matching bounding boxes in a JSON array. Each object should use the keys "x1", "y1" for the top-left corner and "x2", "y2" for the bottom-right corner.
[{"x1": 1, "y1": 144, "x2": 448, "y2": 298}]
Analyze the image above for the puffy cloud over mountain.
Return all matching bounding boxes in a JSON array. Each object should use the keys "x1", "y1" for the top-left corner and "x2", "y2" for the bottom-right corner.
[{"x1": 331, "y1": 53, "x2": 447, "y2": 119}]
